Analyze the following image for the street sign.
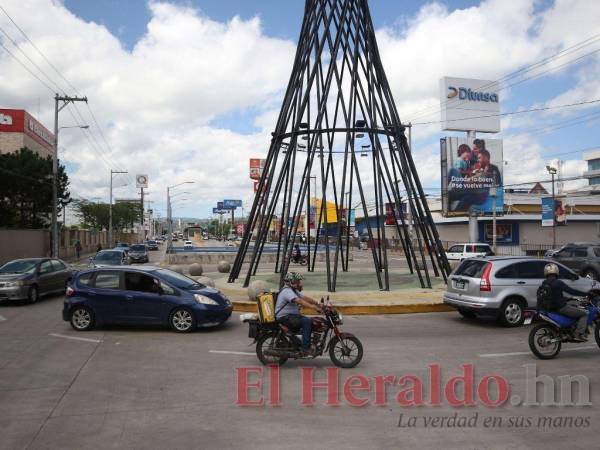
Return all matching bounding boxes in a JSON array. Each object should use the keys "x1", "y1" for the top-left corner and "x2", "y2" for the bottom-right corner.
[
  {"x1": 250, "y1": 158, "x2": 266, "y2": 180},
  {"x1": 136, "y1": 174, "x2": 149, "y2": 188}
]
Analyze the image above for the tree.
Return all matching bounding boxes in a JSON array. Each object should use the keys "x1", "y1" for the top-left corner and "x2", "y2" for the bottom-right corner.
[
  {"x1": 73, "y1": 200, "x2": 141, "y2": 231},
  {"x1": 0, "y1": 147, "x2": 70, "y2": 228}
]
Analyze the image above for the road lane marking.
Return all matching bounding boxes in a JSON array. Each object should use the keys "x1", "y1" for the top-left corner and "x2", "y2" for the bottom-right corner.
[
  {"x1": 0, "y1": 315, "x2": 6, "y2": 321},
  {"x1": 49, "y1": 333, "x2": 102, "y2": 343},
  {"x1": 209, "y1": 349, "x2": 328, "y2": 359},
  {"x1": 479, "y1": 346, "x2": 596, "y2": 358},
  {"x1": 209, "y1": 350, "x2": 255, "y2": 356}
]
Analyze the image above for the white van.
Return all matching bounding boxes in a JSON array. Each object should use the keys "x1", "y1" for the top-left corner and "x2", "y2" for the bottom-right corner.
[{"x1": 446, "y1": 243, "x2": 494, "y2": 262}]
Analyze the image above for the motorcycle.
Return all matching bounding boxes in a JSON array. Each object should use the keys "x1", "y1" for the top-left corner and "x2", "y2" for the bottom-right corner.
[
  {"x1": 525, "y1": 294, "x2": 600, "y2": 360},
  {"x1": 291, "y1": 254, "x2": 308, "y2": 266},
  {"x1": 244, "y1": 297, "x2": 363, "y2": 368}
]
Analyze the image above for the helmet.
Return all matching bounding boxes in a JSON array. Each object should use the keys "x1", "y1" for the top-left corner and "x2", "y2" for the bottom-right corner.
[
  {"x1": 283, "y1": 272, "x2": 304, "y2": 285},
  {"x1": 544, "y1": 263, "x2": 559, "y2": 277}
]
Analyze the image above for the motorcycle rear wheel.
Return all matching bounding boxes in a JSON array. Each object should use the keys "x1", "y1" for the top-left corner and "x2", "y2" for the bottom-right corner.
[
  {"x1": 256, "y1": 333, "x2": 288, "y2": 366},
  {"x1": 329, "y1": 336, "x2": 363, "y2": 368},
  {"x1": 529, "y1": 323, "x2": 562, "y2": 360}
]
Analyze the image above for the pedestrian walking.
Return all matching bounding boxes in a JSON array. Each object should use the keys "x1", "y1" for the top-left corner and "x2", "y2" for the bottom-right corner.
[{"x1": 75, "y1": 240, "x2": 82, "y2": 259}]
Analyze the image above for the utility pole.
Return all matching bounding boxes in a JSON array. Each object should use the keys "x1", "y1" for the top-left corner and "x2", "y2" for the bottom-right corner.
[
  {"x1": 467, "y1": 130, "x2": 478, "y2": 243},
  {"x1": 490, "y1": 184, "x2": 497, "y2": 253},
  {"x1": 52, "y1": 94, "x2": 87, "y2": 257},
  {"x1": 109, "y1": 169, "x2": 128, "y2": 247},
  {"x1": 140, "y1": 187, "x2": 145, "y2": 240}
]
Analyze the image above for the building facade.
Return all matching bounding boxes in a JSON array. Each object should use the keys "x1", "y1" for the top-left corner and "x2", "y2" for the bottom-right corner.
[{"x1": 0, "y1": 109, "x2": 54, "y2": 158}]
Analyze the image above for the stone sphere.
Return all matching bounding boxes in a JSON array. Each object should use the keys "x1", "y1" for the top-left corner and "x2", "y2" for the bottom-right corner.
[
  {"x1": 248, "y1": 280, "x2": 269, "y2": 301},
  {"x1": 217, "y1": 260, "x2": 231, "y2": 273},
  {"x1": 189, "y1": 263, "x2": 203, "y2": 276},
  {"x1": 198, "y1": 276, "x2": 215, "y2": 288}
]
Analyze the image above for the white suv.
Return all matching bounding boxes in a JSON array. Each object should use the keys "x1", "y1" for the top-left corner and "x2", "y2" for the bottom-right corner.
[{"x1": 446, "y1": 243, "x2": 494, "y2": 262}]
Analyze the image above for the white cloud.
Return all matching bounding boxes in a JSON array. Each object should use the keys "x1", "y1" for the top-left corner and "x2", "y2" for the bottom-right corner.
[{"x1": 0, "y1": 0, "x2": 598, "y2": 219}]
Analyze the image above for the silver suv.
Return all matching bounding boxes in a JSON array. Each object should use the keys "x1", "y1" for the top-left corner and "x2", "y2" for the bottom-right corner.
[{"x1": 443, "y1": 257, "x2": 600, "y2": 327}]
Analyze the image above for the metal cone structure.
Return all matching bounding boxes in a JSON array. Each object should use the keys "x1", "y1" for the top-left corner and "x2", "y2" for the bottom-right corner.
[{"x1": 229, "y1": 0, "x2": 450, "y2": 291}]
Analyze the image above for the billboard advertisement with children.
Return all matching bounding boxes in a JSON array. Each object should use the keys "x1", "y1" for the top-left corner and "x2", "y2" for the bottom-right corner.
[{"x1": 441, "y1": 137, "x2": 504, "y2": 217}]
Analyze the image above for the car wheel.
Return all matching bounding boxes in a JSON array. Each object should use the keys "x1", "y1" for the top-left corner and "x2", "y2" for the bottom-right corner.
[
  {"x1": 70, "y1": 306, "x2": 95, "y2": 331},
  {"x1": 582, "y1": 269, "x2": 599, "y2": 281},
  {"x1": 499, "y1": 298, "x2": 525, "y2": 327},
  {"x1": 169, "y1": 307, "x2": 196, "y2": 333},
  {"x1": 458, "y1": 308, "x2": 477, "y2": 319},
  {"x1": 28, "y1": 285, "x2": 39, "y2": 304}
]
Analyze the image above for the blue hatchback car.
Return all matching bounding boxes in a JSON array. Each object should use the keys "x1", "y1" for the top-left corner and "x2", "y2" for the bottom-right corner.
[{"x1": 63, "y1": 266, "x2": 232, "y2": 332}]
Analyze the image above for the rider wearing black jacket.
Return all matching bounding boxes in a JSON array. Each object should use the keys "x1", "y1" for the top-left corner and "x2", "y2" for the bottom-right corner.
[{"x1": 542, "y1": 263, "x2": 589, "y2": 341}]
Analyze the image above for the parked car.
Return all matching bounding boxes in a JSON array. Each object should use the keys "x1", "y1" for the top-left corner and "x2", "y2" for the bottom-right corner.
[
  {"x1": 445, "y1": 243, "x2": 494, "y2": 262},
  {"x1": 128, "y1": 244, "x2": 149, "y2": 263},
  {"x1": 551, "y1": 242, "x2": 600, "y2": 280},
  {"x1": 443, "y1": 256, "x2": 600, "y2": 327},
  {"x1": 183, "y1": 240, "x2": 194, "y2": 250},
  {"x1": 115, "y1": 242, "x2": 130, "y2": 255},
  {"x1": 89, "y1": 250, "x2": 129, "y2": 268},
  {"x1": 145, "y1": 240, "x2": 159, "y2": 251},
  {"x1": 63, "y1": 266, "x2": 233, "y2": 332},
  {"x1": 0, "y1": 258, "x2": 74, "y2": 303}
]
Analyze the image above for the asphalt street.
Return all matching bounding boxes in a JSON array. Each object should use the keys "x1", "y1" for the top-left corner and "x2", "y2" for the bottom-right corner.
[{"x1": 1, "y1": 287, "x2": 599, "y2": 449}]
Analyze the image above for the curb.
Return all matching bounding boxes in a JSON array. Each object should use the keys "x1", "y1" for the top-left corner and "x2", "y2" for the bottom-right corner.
[{"x1": 232, "y1": 301, "x2": 453, "y2": 315}]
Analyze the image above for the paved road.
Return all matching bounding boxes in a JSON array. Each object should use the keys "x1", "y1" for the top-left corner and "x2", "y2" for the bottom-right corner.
[{"x1": 1, "y1": 295, "x2": 598, "y2": 450}]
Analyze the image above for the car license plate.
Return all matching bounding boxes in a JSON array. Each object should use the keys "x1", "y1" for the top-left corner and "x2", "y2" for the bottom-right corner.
[
  {"x1": 454, "y1": 280, "x2": 465, "y2": 290},
  {"x1": 524, "y1": 317, "x2": 532, "y2": 325}
]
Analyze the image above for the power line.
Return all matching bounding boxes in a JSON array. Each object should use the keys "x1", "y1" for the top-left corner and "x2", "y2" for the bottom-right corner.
[
  {"x1": 0, "y1": 40, "x2": 54, "y2": 92},
  {"x1": 411, "y1": 98, "x2": 600, "y2": 125},
  {"x1": 405, "y1": 32, "x2": 600, "y2": 122},
  {"x1": 0, "y1": 4, "x2": 135, "y2": 185}
]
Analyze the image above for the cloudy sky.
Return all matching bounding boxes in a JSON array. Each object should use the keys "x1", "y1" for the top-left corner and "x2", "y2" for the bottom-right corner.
[{"x1": 0, "y1": 0, "x2": 599, "y2": 220}]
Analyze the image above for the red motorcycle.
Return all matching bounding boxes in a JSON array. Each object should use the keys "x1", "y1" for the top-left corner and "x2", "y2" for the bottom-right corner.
[{"x1": 245, "y1": 297, "x2": 363, "y2": 368}]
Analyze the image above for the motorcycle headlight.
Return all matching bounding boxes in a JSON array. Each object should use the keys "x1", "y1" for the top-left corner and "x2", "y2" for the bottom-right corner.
[
  {"x1": 194, "y1": 294, "x2": 219, "y2": 305},
  {"x1": 5, "y1": 280, "x2": 24, "y2": 287},
  {"x1": 337, "y1": 313, "x2": 343, "y2": 325}
]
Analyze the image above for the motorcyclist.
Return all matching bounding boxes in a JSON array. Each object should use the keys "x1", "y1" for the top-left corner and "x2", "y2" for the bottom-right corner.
[
  {"x1": 542, "y1": 263, "x2": 589, "y2": 342},
  {"x1": 275, "y1": 272, "x2": 322, "y2": 355},
  {"x1": 293, "y1": 244, "x2": 302, "y2": 263}
]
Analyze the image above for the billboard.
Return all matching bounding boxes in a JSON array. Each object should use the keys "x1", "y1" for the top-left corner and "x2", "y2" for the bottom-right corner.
[
  {"x1": 213, "y1": 208, "x2": 227, "y2": 214},
  {"x1": 542, "y1": 197, "x2": 567, "y2": 227},
  {"x1": 136, "y1": 174, "x2": 149, "y2": 188},
  {"x1": 384, "y1": 202, "x2": 407, "y2": 225},
  {"x1": 440, "y1": 77, "x2": 500, "y2": 133},
  {"x1": 223, "y1": 199, "x2": 242, "y2": 209},
  {"x1": 249, "y1": 158, "x2": 266, "y2": 180},
  {"x1": 441, "y1": 137, "x2": 504, "y2": 216}
]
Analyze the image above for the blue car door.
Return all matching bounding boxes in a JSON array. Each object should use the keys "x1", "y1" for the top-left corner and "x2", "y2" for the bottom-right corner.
[
  {"x1": 90, "y1": 270, "x2": 129, "y2": 323},
  {"x1": 123, "y1": 271, "x2": 165, "y2": 323}
]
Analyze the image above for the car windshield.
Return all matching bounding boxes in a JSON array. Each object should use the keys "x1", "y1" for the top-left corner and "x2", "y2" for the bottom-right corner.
[
  {"x1": 117, "y1": 243, "x2": 128, "y2": 247},
  {"x1": 454, "y1": 260, "x2": 488, "y2": 278},
  {"x1": 0, "y1": 260, "x2": 38, "y2": 274},
  {"x1": 156, "y1": 269, "x2": 204, "y2": 289},
  {"x1": 130, "y1": 245, "x2": 146, "y2": 251},
  {"x1": 94, "y1": 251, "x2": 122, "y2": 262}
]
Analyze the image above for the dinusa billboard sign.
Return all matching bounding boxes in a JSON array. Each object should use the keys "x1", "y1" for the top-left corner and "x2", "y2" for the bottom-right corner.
[{"x1": 440, "y1": 77, "x2": 501, "y2": 133}]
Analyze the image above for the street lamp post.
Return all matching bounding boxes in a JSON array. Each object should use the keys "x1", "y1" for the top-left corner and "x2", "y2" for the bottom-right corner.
[
  {"x1": 546, "y1": 165, "x2": 557, "y2": 248},
  {"x1": 167, "y1": 182, "x2": 194, "y2": 253},
  {"x1": 109, "y1": 169, "x2": 128, "y2": 247},
  {"x1": 52, "y1": 94, "x2": 87, "y2": 257}
]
